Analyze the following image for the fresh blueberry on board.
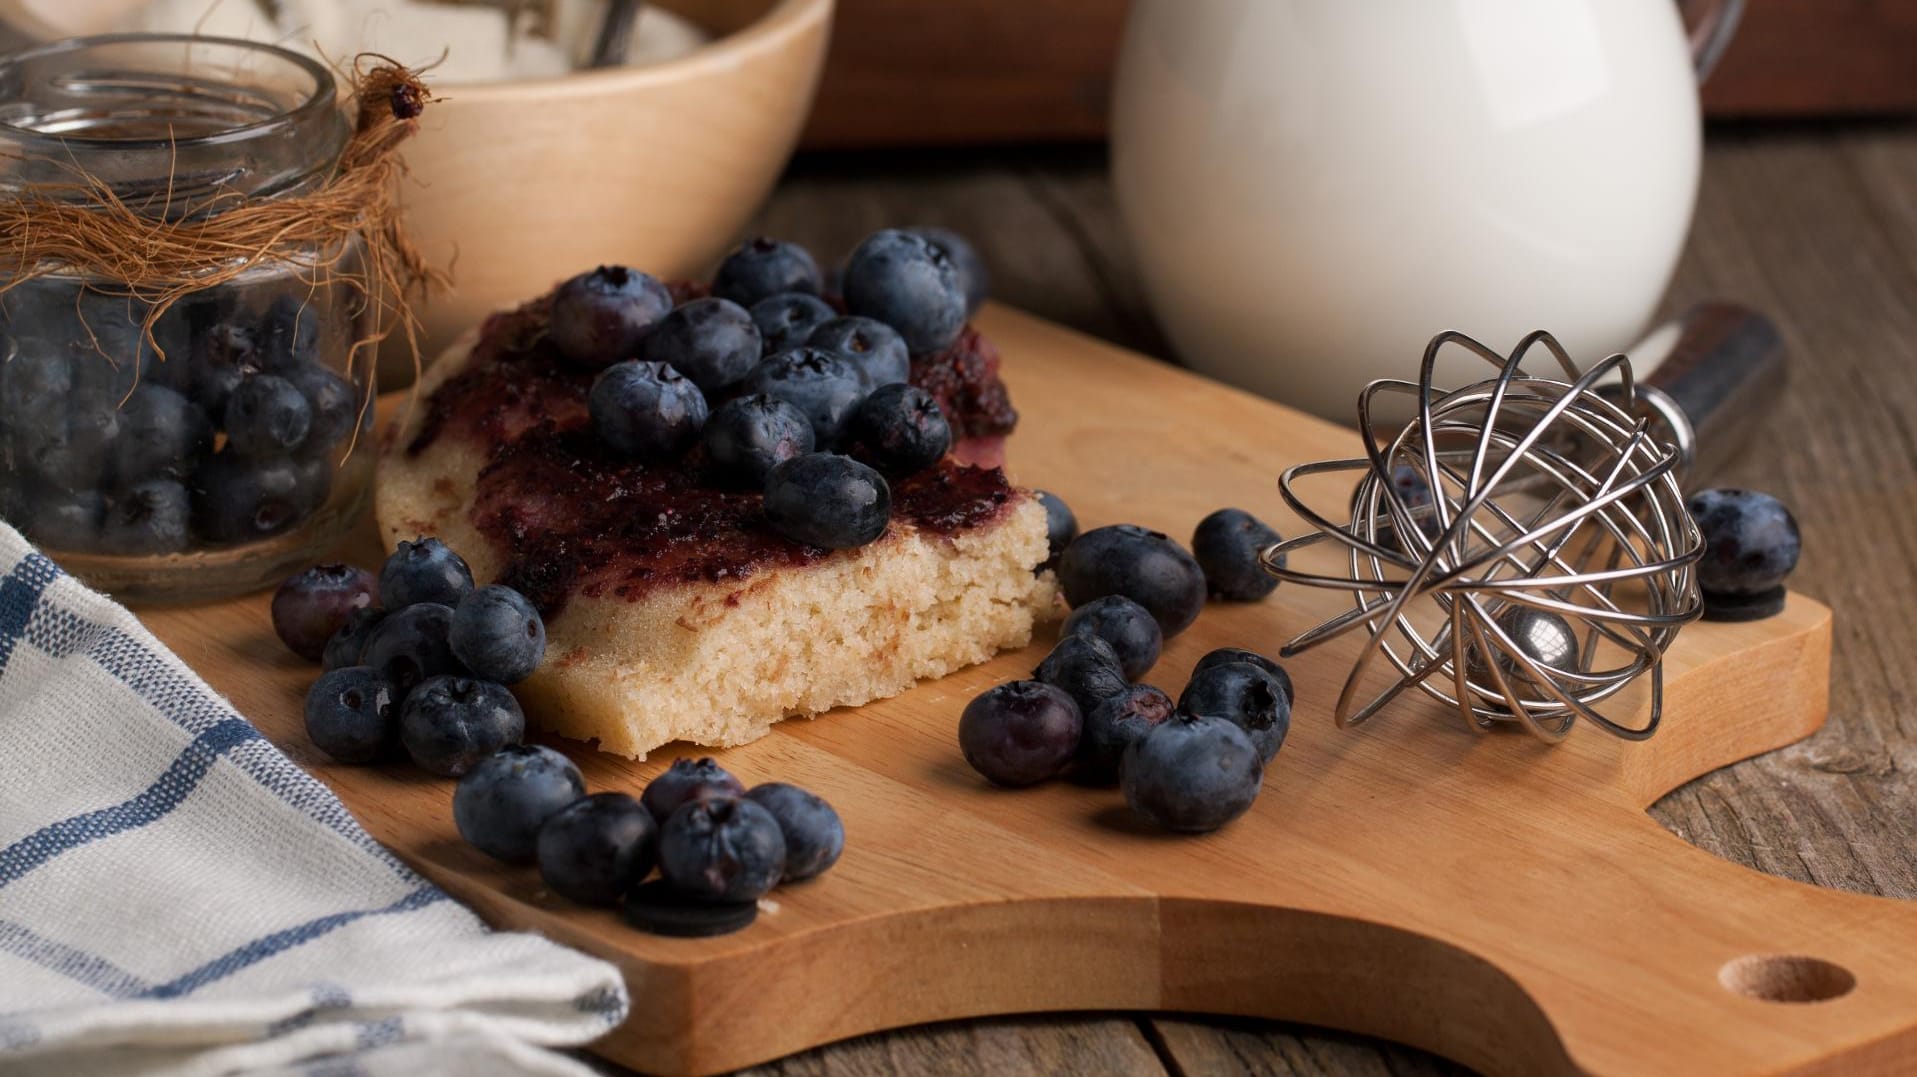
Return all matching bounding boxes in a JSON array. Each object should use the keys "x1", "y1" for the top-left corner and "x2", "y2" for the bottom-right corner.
[
  {"x1": 360, "y1": 602, "x2": 465, "y2": 697},
  {"x1": 189, "y1": 454, "x2": 318, "y2": 543},
  {"x1": 624, "y1": 878, "x2": 757, "y2": 938},
  {"x1": 399, "y1": 675, "x2": 525, "y2": 778},
  {"x1": 303, "y1": 665, "x2": 397, "y2": 764},
  {"x1": 272, "y1": 562, "x2": 377, "y2": 662},
  {"x1": 285, "y1": 364, "x2": 357, "y2": 454},
  {"x1": 657, "y1": 795, "x2": 788, "y2": 903},
  {"x1": 1191, "y1": 508, "x2": 1282, "y2": 602},
  {"x1": 1122, "y1": 713, "x2": 1264, "y2": 833},
  {"x1": 452, "y1": 744, "x2": 585, "y2": 863},
  {"x1": 1034, "y1": 490, "x2": 1076, "y2": 569},
  {"x1": 740, "y1": 348, "x2": 869, "y2": 447},
  {"x1": 745, "y1": 783, "x2": 844, "y2": 883},
  {"x1": 1381, "y1": 464, "x2": 1441, "y2": 549},
  {"x1": 549, "y1": 265, "x2": 673, "y2": 369},
  {"x1": 808, "y1": 316, "x2": 910, "y2": 389},
  {"x1": 222, "y1": 373, "x2": 312, "y2": 457},
  {"x1": 958, "y1": 680, "x2": 1083, "y2": 788},
  {"x1": 712, "y1": 237, "x2": 823, "y2": 310},
  {"x1": 1058, "y1": 524, "x2": 1208, "y2": 637},
  {"x1": 700, "y1": 393, "x2": 815, "y2": 488},
  {"x1": 322, "y1": 607, "x2": 387, "y2": 672},
  {"x1": 537, "y1": 792, "x2": 658, "y2": 906},
  {"x1": 641, "y1": 757, "x2": 747, "y2": 824},
  {"x1": 841, "y1": 229, "x2": 968, "y2": 355},
  {"x1": 1192, "y1": 647, "x2": 1294, "y2": 707},
  {"x1": 1032, "y1": 632, "x2": 1129, "y2": 716},
  {"x1": 98, "y1": 479, "x2": 191, "y2": 555},
  {"x1": 449, "y1": 585, "x2": 546, "y2": 684},
  {"x1": 640, "y1": 297, "x2": 762, "y2": 394},
  {"x1": 905, "y1": 226, "x2": 989, "y2": 316},
  {"x1": 378, "y1": 537, "x2": 475, "y2": 609},
  {"x1": 749, "y1": 293, "x2": 838, "y2": 357},
  {"x1": 1077, "y1": 682, "x2": 1175, "y2": 786},
  {"x1": 108, "y1": 384, "x2": 210, "y2": 484},
  {"x1": 1688, "y1": 488, "x2": 1801, "y2": 621},
  {"x1": 1179, "y1": 660, "x2": 1291, "y2": 763},
  {"x1": 589, "y1": 359, "x2": 709, "y2": 460},
  {"x1": 763, "y1": 452, "x2": 891, "y2": 550},
  {"x1": 1061, "y1": 594, "x2": 1162, "y2": 680},
  {"x1": 849, "y1": 383, "x2": 950, "y2": 476}
]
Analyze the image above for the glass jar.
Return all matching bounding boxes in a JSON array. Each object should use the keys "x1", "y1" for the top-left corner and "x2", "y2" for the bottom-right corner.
[{"x1": 0, "y1": 34, "x2": 371, "y2": 602}]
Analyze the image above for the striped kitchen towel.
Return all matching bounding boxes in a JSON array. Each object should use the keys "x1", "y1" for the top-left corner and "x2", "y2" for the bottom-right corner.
[{"x1": 0, "y1": 524, "x2": 628, "y2": 1076}]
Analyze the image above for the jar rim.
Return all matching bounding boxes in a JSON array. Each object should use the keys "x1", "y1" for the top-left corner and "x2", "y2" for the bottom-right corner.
[{"x1": 0, "y1": 32, "x2": 338, "y2": 150}]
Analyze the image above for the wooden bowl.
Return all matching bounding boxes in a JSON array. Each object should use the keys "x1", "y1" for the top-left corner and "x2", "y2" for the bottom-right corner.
[{"x1": 394, "y1": 0, "x2": 833, "y2": 373}]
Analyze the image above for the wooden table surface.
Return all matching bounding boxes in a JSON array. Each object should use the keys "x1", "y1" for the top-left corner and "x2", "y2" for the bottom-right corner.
[{"x1": 605, "y1": 123, "x2": 1917, "y2": 1076}]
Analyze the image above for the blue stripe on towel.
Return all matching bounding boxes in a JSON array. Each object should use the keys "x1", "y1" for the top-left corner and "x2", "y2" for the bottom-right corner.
[
  {"x1": 0, "y1": 919, "x2": 153, "y2": 996},
  {"x1": 140, "y1": 887, "x2": 446, "y2": 999},
  {"x1": 0, "y1": 553, "x2": 58, "y2": 674},
  {"x1": 0, "y1": 717, "x2": 258, "y2": 888}
]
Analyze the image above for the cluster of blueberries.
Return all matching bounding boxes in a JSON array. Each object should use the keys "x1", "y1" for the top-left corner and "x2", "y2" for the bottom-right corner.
[
  {"x1": 959, "y1": 491, "x2": 1293, "y2": 832},
  {"x1": 555, "y1": 226, "x2": 985, "y2": 550},
  {"x1": 0, "y1": 287, "x2": 359, "y2": 554},
  {"x1": 282, "y1": 537, "x2": 546, "y2": 776},
  {"x1": 454, "y1": 752, "x2": 842, "y2": 937}
]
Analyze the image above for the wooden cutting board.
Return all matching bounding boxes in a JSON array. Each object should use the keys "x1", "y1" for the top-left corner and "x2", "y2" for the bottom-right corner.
[{"x1": 140, "y1": 306, "x2": 1916, "y2": 1077}]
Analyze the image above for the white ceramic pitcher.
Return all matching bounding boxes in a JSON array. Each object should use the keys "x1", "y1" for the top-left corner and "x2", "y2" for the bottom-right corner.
[{"x1": 1112, "y1": 0, "x2": 1743, "y2": 423}]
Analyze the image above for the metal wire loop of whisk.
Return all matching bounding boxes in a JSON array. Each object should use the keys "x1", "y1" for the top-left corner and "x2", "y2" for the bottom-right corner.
[{"x1": 1257, "y1": 329, "x2": 1705, "y2": 744}]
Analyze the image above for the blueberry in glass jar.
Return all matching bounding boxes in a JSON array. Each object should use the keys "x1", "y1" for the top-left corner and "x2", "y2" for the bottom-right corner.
[
  {"x1": 763, "y1": 452, "x2": 891, "y2": 549},
  {"x1": 589, "y1": 359, "x2": 708, "y2": 460},
  {"x1": 741, "y1": 348, "x2": 869, "y2": 448},
  {"x1": 399, "y1": 674, "x2": 525, "y2": 778},
  {"x1": 841, "y1": 229, "x2": 968, "y2": 354},
  {"x1": 303, "y1": 665, "x2": 397, "y2": 764},
  {"x1": 452, "y1": 744, "x2": 585, "y2": 863},
  {"x1": 223, "y1": 373, "x2": 312, "y2": 457},
  {"x1": 258, "y1": 295, "x2": 320, "y2": 372},
  {"x1": 449, "y1": 584, "x2": 546, "y2": 684},
  {"x1": 284, "y1": 363, "x2": 357, "y2": 454},
  {"x1": 808, "y1": 315, "x2": 910, "y2": 388},
  {"x1": 700, "y1": 393, "x2": 815, "y2": 488},
  {"x1": 639, "y1": 297, "x2": 761, "y2": 394},
  {"x1": 537, "y1": 792, "x2": 658, "y2": 905},
  {"x1": 189, "y1": 453, "x2": 327, "y2": 544},
  {"x1": 657, "y1": 795, "x2": 787, "y2": 903},
  {"x1": 22, "y1": 487, "x2": 106, "y2": 550},
  {"x1": 1061, "y1": 594, "x2": 1162, "y2": 680},
  {"x1": 97, "y1": 478, "x2": 190, "y2": 555},
  {"x1": 849, "y1": 383, "x2": 950, "y2": 476},
  {"x1": 550, "y1": 265, "x2": 673, "y2": 369},
  {"x1": 713, "y1": 237, "x2": 822, "y2": 310},
  {"x1": 108, "y1": 384, "x2": 211, "y2": 484},
  {"x1": 379, "y1": 537, "x2": 475, "y2": 609},
  {"x1": 749, "y1": 292, "x2": 838, "y2": 357}
]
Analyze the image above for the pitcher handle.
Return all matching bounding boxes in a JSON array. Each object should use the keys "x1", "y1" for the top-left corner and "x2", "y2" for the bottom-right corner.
[{"x1": 1678, "y1": 0, "x2": 1746, "y2": 82}]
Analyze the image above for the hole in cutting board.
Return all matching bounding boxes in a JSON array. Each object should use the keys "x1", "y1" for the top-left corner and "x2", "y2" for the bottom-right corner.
[{"x1": 1718, "y1": 954, "x2": 1856, "y2": 1003}]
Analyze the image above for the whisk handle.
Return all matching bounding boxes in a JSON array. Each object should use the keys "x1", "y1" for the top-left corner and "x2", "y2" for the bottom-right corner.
[{"x1": 1624, "y1": 301, "x2": 1786, "y2": 486}]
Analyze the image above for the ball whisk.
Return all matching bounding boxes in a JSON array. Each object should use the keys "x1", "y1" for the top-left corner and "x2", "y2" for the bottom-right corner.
[{"x1": 1259, "y1": 329, "x2": 1704, "y2": 743}]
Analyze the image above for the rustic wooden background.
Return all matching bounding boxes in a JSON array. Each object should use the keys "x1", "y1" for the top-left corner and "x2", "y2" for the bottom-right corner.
[{"x1": 592, "y1": 121, "x2": 1917, "y2": 1076}]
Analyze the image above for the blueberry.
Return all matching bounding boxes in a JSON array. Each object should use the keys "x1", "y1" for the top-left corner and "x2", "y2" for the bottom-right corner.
[
  {"x1": 0, "y1": 347, "x2": 77, "y2": 416},
  {"x1": 589, "y1": 359, "x2": 708, "y2": 460},
  {"x1": 1077, "y1": 682, "x2": 1175, "y2": 785},
  {"x1": 1191, "y1": 508, "x2": 1282, "y2": 601},
  {"x1": 1057, "y1": 524, "x2": 1207, "y2": 637},
  {"x1": 450, "y1": 584, "x2": 546, "y2": 683},
  {"x1": 1122, "y1": 712, "x2": 1263, "y2": 833},
  {"x1": 360, "y1": 601, "x2": 465, "y2": 697},
  {"x1": 99, "y1": 479, "x2": 191, "y2": 555},
  {"x1": 1380, "y1": 464, "x2": 1441, "y2": 549},
  {"x1": 550, "y1": 265, "x2": 673, "y2": 369},
  {"x1": 657, "y1": 795, "x2": 787, "y2": 903},
  {"x1": 841, "y1": 229, "x2": 967, "y2": 354},
  {"x1": 379, "y1": 537, "x2": 475, "y2": 608},
  {"x1": 188, "y1": 322, "x2": 261, "y2": 414},
  {"x1": 223, "y1": 373, "x2": 312, "y2": 457},
  {"x1": 304, "y1": 665, "x2": 397, "y2": 763},
  {"x1": 700, "y1": 393, "x2": 815, "y2": 488},
  {"x1": 712, "y1": 237, "x2": 823, "y2": 310},
  {"x1": 273, "y1": 562, "x2": 378, "y2": 662},
  {"x1": 1179, "y1": 660, "x2": 1290, "y2": 763},
  {"x1": 850, "y1": 383, "x2": 950, "y2": 476},
  {"x1": 399, "y1": 674, "x2": 525, "y2": 777},
  {"x1": 109, "y1": 384, "x2": 210, "y2": 483},
  {"x1": 641, "y1": 756, "x2": 747, "y2": 823},
  {"x1": 763, "y1": 452, "x2": 891, "y2": 549},
  {"x1": 21, "y1": 487, "x2": 105, "y2": 550},
  {"x1": 907, "y1": 227, "x2": 989, "y2": 316},
  {"x1": 284, "y1": 364, "x2": 357, "y2": 454},
  {"x1": 453, "y1": 744, "x2": 584, "y2": 863},
  {"x1": 537, "y1": 792, "x2": 657, "y2": 905},
  {"x1": 1032, "y1": 632, "x2": 1128, "y2": 715},
  {"x1": 749, "y1": 294, "x2": 838, "y2": 357},
  {"x1": 1062, "y1": 594, "x2": 1162, "y2": 680},
  {"x1": 1034, "y1": 490, "x2": 1077, "y2": 569},
  {"x1": 323, "y1": 607, "x2": 387, "y2": 672},
  {"x1": 808, "y1": 316, "x2": 910, "y2": 388},
  {"x1": 639, "y1": 298, "x2": 761, "y2": 393},
  {"x1": 740, "y1": 348, "x2": 868, "y2": 446},
  {"x1": 1688, "y1": 488, "x2": 1801, "y2": 596},
  {"x1": 958, "y1": 680, "x2": 1082, "y2": 787},
  {"x1": 1192, "y1": 647, "x2": 1294, "y2": 707},
  {"x1": 13, "y1": 403, "x2": 117, "y2": 491},
  {"x1": 744, "y1": 783, "x2": 844, "y2": 883},
  {"x1": 258, "y1": 295, "x2": 320, "y2": 371},
  {"x1": 189, "y1": 454, "x2": 323, "y2": 543}
]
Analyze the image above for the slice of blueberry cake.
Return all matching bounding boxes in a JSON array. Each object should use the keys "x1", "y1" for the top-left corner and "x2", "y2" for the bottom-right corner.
[{"x1": 377, "y1": 231, "x2": 1054, "y2": 758}]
